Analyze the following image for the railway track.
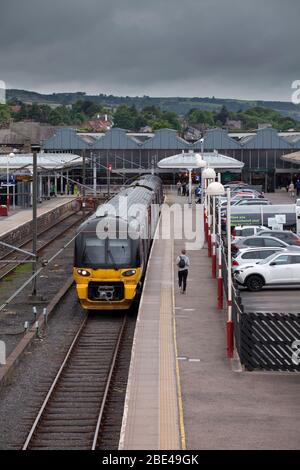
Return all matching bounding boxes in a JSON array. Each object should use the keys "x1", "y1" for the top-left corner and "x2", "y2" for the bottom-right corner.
[
  {"x1": 22, "y1": 314, "x2": 127, "y2": 450},
  {"x1": 0, "y1": 210, "x2": 88, "y2": 281}
]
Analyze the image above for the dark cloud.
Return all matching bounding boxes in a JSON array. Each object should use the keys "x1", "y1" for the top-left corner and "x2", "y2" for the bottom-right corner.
[{"x1": 0, "y1": 0, "x2": 299, "y2": 100}]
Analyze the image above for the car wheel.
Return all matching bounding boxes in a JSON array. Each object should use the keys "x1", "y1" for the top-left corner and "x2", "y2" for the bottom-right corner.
[{"x1": 246, "y1": 274, "x2": 264, "y2": 292}]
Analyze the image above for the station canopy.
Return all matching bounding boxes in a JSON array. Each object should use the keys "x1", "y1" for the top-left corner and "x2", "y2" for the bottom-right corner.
[
  {"x1": 281, "y1": 151, "x2": 300, "y2": 165},
  {"x1": 157, "y1": 150, "x2": 244, "y2": 171},
  {"x1": 0, "y1": 152, "x2": 82, "y2": 175}
]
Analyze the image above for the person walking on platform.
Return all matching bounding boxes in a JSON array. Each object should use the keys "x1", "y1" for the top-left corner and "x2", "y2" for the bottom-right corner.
[
  {"x1": 176, "y1": 249, "x2": 190, "y2": 294},
  {"x1": 288, "y1": 181, "x2": 295, "y2": 198},
  {"x1": 177, "y1": 180, "x2": 182, "y2": 195},
  {"x1": 296, "y1": 179, "x2": 300, "y2": 197}
]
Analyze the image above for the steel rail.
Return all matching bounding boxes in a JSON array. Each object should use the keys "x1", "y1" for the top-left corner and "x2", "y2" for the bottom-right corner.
[
  {"x1": 0, "y1": 209, "x2": 78, "y2": 266},
  {"x1": 22, "y1": 315, "x2": 127, "y2": 450},
  {"x1": 22, "y1": 315, "x2": 88, "y2": 450},
  {"x1": 91, "y1": 315, "x2": 127, "y2": 450},
  {"x1": 0, "y1": 211, "x2": 87, "y2": 281}
]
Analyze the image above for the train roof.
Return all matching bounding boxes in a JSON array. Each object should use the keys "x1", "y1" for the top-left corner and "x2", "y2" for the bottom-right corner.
[
  {"x1": 77, "y1": 175, "x2": 162, "y2": 234},
  {"x1": 129, "y1": 174, "x2": 162, "y2": 192}
]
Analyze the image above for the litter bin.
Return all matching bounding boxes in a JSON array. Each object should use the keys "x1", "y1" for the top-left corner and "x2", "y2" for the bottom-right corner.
[{"x1": 0, "y1": 205, "x2": 8, "y2": 216}]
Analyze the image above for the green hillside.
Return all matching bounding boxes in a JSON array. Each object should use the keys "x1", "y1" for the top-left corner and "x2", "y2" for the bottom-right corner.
[{"x1": 6, "y1": 89, "x2": 300, "y2": 121}]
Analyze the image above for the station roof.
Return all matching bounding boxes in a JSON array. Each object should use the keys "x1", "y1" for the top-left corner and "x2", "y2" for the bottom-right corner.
[
  {"x1": 42, "y1": 127, "x2": 300, "y2": 151},
  {"x1": 157, "y1": 151, "x2": 206, "y2": 169},
  {"x1": 157, "y1": 151, "x2": 244, "y2": 170},
  {"x1": 0, "y1": 152, "x2": 82, "y2": 173}
]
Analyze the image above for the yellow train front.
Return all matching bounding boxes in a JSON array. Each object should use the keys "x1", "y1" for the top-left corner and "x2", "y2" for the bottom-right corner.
[{"x1": 73, "y1": 175, "x2": 163, "y2": 311}]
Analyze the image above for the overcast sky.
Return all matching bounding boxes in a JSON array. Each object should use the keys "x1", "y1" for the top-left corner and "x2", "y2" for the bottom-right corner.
[{"x1": 0, "y1": 0, "x2": 299, "y2": 101}]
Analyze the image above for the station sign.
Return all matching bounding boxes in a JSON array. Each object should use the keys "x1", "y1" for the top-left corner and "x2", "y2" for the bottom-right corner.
[
  {"x1": 230, "y1": 214, "x2": 261, "y2": 226},
  {"x1": 16, "y1": 176, "x2": 33, "y2": 182},
  {"x1": 230, "y1": 210, "x2": 295, "y2": 228}
]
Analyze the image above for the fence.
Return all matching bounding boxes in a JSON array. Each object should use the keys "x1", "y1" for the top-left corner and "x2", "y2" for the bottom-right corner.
[{"x1": 220, "y1": 244, "x2": 300, "y2": 371}]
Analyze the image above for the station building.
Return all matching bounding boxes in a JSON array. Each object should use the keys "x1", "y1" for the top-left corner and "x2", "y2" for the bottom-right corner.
[{"x1": 42, "y1": 127, "x2": 300, "y2": 190}]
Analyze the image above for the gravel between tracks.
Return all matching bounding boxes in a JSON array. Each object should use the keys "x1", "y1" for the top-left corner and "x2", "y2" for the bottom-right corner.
[
  {"x1": 0, "y1": 287, "x2": 84, "y2": 449},
  {"x1": 0, "y1": 211, "x2": 84, "y2": 356},
  {"x1": 0, "y1": 210, "x2": 136, "y2": 450}
]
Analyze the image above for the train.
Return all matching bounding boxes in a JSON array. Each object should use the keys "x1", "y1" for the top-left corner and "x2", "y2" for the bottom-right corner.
[{"x1": 73, "y1": 175, "x2": 163, "y2": 310}]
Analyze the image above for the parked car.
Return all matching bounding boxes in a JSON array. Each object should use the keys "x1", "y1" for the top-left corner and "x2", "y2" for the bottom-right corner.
[
  {"x1": 232, "y1": 246, "x2": 284, "y2": 268},
  {"x1": 233, "y1": 248, "x2": 300, "y2": 291},
  {"x1": 234, "y1": 199, "x2": 271, "y2": 206},
  {"x1": 257, "y1": 230, "x2": 300, "y2": 246},
  {"x1": 231, "y1": 225, "x2": 270, "y2": 241},
  {"x1": 231, "y1": 188, "x2": 264, "y2": 198},
  {"x1": 219, "y1": 193, "x2": 263, "y2": 206},
  {"x1": 221, "y1": 200, "x2": 271, "y2": 217},
  {"x1": 231, "y1": 235, "x2": 294, "y2": 255}
]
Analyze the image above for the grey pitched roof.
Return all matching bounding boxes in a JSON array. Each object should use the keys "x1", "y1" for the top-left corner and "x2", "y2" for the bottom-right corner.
[
  {"x1": 142, "y1": 129, "x2": 191, "y2": 149},
  {"x1": 91, "y1": 128, "x2": 139, "y2": 150},
  {"x1": 194, "y1": 128, "x2": 241, "y2": 150},
  {"x1": 43, "y1": 128, "x2": 88, "y2": 150},
  {"x1": 241, "y1": 128, "x2": 292, "y2": 149}
]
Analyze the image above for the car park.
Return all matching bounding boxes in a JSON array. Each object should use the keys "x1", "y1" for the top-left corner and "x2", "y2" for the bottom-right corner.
[
  {"x1": 257, "y1": 230, "x2": 300, "y2": 246},
  {"x1": 233, "y1": 248, "x2": 300, "y2": 291},
  {"x1": 232, "y1": 246, "x2": 284, "y2": 268}
]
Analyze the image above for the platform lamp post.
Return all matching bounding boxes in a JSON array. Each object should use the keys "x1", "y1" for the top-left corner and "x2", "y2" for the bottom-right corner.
[
  {"x1": 217, "y1": 173, "x2": 223, "y2": 309},
  {"x1": 226, "y1": 187, "x2": 234, "y2": 358},
  {"x1": 202, "y1": 168, "x2": 216, "y2": 257},
  {"x1": 206, "y1": 181, "x2": 225, "y2": 280},
  {"x1": 31, "y1": 145, "x2": 39, "y2": 297},
  {"x1": 107, "y1": 163, "x2": 112, "y2": 197},
  {"x1": 6, "y1": 152, "x2": 14, "y2": 211}
]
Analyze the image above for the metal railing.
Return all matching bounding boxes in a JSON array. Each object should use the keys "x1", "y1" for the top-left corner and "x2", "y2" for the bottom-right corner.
[{"x1": 221, "y1": 244, "x2": 243, "y2": 356}]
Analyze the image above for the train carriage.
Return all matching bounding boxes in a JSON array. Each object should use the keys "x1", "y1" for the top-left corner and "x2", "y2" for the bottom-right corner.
[{"x1": 73, "y1": 175, "x2": 163, "y2": 310}]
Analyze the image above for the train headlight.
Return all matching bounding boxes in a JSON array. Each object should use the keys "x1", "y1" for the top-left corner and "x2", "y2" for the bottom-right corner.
[
  {"x1": 77, "y1": 269, "x2": 90, "y2": 277},
  {"x1": 122, "y1": 269, "x2": 136, "y2": 277}
]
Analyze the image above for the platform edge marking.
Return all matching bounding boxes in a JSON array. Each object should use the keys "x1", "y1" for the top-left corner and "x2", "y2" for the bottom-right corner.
[
  {"x1": 118, "y1": 211, "x2": 162, "y2": 450},
  {"x1": 172, "y1": 237, "x2": 187, "y2": 450}
]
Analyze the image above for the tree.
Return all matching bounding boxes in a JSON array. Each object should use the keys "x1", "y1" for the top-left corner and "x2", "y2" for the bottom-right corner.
[
  {"x1": 72, "y1": 100, "x2": 103, "y2": 118},
  {"x1": 151, "y1": 119, "x2": 171, "y2": 130},
  {"x1": 0, "y1": 104, "x2": 11, "y2": 124},
  {"x1": 113, "y1": 104, "x2": 137, "y2": 129},
  {"x1": 161, "y1": 111, "x2": 181, "y2": 131},
  {"x1": 187, "y1": 109, "x2": 214, "y2": 126},
  {"x1": 141, "y1": 105, "x2": 161, "y2": 122},
  {"x1": 216, "y1": 105, "x2": 230, "y2": 125}
]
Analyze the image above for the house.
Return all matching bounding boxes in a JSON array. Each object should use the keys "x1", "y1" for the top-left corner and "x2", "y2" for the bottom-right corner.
[
  {"x1": 86, "y1": 118, "x2": 113, "y2": 132},
  {"x1": 140, "y1": 125, "x2": 152, "y2": 133},
  {"x1": 226, "y1": 119, "x2": 242, "y2": 130},
  {"x1": 258, "y1": 123, "x2": 272, "y2": 129}
]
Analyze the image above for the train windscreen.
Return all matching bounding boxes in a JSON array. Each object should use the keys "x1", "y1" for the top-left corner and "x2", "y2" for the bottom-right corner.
[{"x1": 82, "y1": 238, "x2": 132, "y2": 268}]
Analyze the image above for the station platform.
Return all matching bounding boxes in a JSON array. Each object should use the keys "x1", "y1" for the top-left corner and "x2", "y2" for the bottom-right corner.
[
  {"x1": 0, "y1": 196, "x2": 76, "y2": 238},
  {"x1": 119, "y1": 192, "x2": 300, "y2": 450}
]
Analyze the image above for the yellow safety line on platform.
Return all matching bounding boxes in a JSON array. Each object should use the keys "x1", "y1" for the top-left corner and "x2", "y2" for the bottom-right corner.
[
  {"x1": 159, "y1": 236, "x2": 180, "y2": 449},
  {"x1": 171, "y1": 240, "x2": 187, "y2": 450}
]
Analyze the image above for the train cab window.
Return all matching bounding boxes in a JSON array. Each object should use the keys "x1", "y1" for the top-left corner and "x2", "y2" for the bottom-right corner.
[
  {"x1": 108, "y1": 240, "x2": 131, "y2": 265},
  {"x1": 82, "y1": 239, "x2": 106, "y2": 264},
  {"x1": 82, "y1": 238, "x2": 132, "y2": 267}
]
